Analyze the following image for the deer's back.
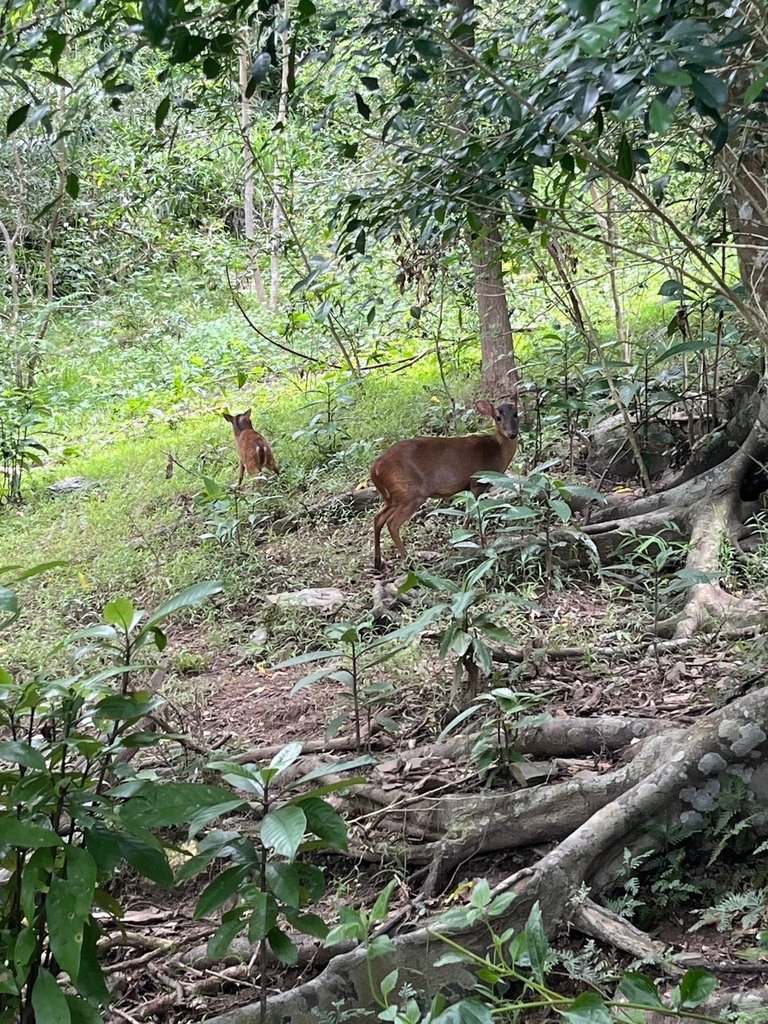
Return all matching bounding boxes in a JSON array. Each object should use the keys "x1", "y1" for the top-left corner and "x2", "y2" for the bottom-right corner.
[{"x1": 371, "y1": 435, "x2": 512, "y2": 499}]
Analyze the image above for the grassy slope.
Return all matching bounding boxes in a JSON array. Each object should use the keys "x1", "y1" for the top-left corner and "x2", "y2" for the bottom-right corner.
[{"x1": 1, "y1": 286, "x2": 458, "y2": 672}]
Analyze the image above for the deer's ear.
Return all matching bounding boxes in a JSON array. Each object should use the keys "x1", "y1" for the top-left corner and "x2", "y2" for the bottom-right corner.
[
  {"x1": 242, "y1": 408, "x2": 252, "y2": 418},
  {"x1": 223, "y1": 412, "x2": 234, "y2": 423},
  {"x1": 474, "y1": 400, "x2": 496, "y2": 418}
]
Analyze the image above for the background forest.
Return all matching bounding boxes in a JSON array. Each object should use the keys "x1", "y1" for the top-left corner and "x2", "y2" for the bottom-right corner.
[{"x1": 2, "y1": 1, "x2": 768, "y2": 1023}]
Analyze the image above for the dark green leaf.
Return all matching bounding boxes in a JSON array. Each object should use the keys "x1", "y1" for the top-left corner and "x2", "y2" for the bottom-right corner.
[
  {"x1": 0, "y1": 740, "x2": 45, "y2": 770},
  {"x1": 619, "y1": 972, "x2": 663, "y2": 1007},
  {"x1": 354, "y1": 93, "x2": 370, "y2": 120},
  {"x1": 247, "y1": 890, "x2": 278, "y2": 941},
  {"x1": 648, "y1": 98, "x2": 673, "y2": 134},
  {"x1": 208, "y1": 910, "x2": 245, "y2": 959},
  {"x1": 0, "y1": 818, "x2": 62, "y2": 849},
  {"x1": 155, "y1": 96, "x2": 171, "y2": 129},
  {"x1": 616, "y1": 134, "x2": 634, "y2": 181},
  {"x1": 267, "y1": 926, "x2": 299, "y2": 964},
  {"x1": 115, "y1": 833, "x2": 173, "y2": 887},
  {"x1": 121, "y1": 783, "x2": 241, "y2": 828},
  {"x1": 195, "y1": 865, "x2": 250, "y2": 918},
  {"x1": 691, "y1": 72, "x2": 728, "y2": 110},
  {"x1": 65, "y1": 172, "x2": 80, "y2": 200},
  {"x1": 7, "y1": 104, "x2": 30, "y2": 135},
  {"x1": 48, "y1": 877, "x2": 84, "y2": 980},
  {"x1": 137, "y1": 581, "x2": 223, "y2": 639},
  {"x1": 265, "y1": 862, "x2": 301, "y2": 907},
  {"x1": 431, "y1": 999, "x2": 493, "y2": 1024},
  {"x1": 142, "y1": 0, "x2": 170, "y2": 45},
  {"x1": 299, "y1": 798, "x2": 347, "y2": 850}
]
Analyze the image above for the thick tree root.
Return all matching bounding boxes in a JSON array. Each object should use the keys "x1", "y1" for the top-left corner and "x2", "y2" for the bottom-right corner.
[{"x1": 202, "y1": 686, "x2": 768, "y2": 1024}]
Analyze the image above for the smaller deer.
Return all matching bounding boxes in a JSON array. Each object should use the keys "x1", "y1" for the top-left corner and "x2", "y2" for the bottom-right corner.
[
  {"x1": 223, "y1": 410, "x2": 280, "y2": 486},
  {"x1": 370, "y1": 399, "x2": 519, "y2": 570}
]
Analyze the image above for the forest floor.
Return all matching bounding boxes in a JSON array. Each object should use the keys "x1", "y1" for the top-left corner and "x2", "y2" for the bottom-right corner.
[
  {"x1": 92, "y1": 501, "x2": 766, "y2": 1023},
  {"x1": 4, "y1": 368, "x2": 768, "y2": 1022}
]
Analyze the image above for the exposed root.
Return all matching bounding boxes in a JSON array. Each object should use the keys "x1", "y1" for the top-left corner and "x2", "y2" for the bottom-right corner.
[{"x1": 201, "y1": 686, "x2": 768, "y2": 1024}]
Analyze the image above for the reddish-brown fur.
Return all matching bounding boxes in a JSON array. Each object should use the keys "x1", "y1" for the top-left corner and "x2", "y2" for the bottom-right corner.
[
  {"x1": 370, "y1": 400, "x2": 519, "y2": 570},
  {"x1": 223, "y1": 410, "x2": 280, "y2": 486}
]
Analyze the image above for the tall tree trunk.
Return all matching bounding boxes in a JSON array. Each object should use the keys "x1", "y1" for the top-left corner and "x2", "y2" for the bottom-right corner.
[
  {"x1": 455, "y1": 0, "x2": 518, "y2": 400},
  {"x1": 270, "y1": 0, "x2": 291, "y2": 313},
  {"x1": 468, "y1": 218, "x2": 518, "y2": 399},
  {"x1": 239, "y1": 33, "x2": 268, "y2": 304},
  {"x1": 721, "y1": 144, "x2": 768, "y2": 326}
]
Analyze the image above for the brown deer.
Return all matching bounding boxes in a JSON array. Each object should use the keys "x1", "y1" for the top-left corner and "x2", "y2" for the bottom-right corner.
[
  {"x1": 223, "y1": 410, "x2": 280, "y2": 486},
  {"x1": 370, "y1": 400, "x2": 519, "y2": 570}
]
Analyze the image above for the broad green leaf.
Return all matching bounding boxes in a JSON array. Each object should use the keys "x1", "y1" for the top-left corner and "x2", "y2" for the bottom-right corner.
[
  {"x1": 370, "y1": 878, "x2": 398, "y2": 924},
  {"x1": 0, "y1": 740, "x2": 45, "y2": 770},
  {"x1": 451, "y1": 590, "x2": 477, "y2": 618},
  {"x1": 104, "y1": 596, "x2": 140, "y2": 632},
  {"x1": 431, "y1": 999, "x2": 493, "y2": 1024},
  {"x1": 265, "y1": 861, "x2": 301, "y2": 907},
  {"x1": 744, "y1": 73, "x2": 768, "y2": 106},
  {"x1": 94, "y1": 692, "x2": 159, "y2": 721},
  {"x1": 562, "y1": 993, "x2": 613, "y2": 1024},
  {"x1": 470, "y1": 879, "x2": 492, "y2": 909},
  {"x1": 74, "y1": 919, "x2": 109, "y2": 1004},
  {"x1": 678, "y1": 969, "x2": 719, "y2": 1008},
  {"x1": 13, "y1": 926, "x2": 38, "y2": 981},
  {"x1": 65, "y1": 847, "x2": 97, "y2": 916},
  {"x1": 247, "y1": 890, "x2": 278, "y2": 942},
  {"x1": 269, "y1": 742, "x2": 303, "y2": 772},
  {"x1": 691, "y1": 71, "x2": 727, "y2": 110},
  {"x1": 648, "y1": 98, "x2": 673, "y2": 134},
  {"x1": 121, "y1": 783, "x2": 240, "y2": 828},
  {"x1": 48, "y1": 877, "x2": 85, "y2": 980},
  {"x1": 0, "y1": 817, "x2": 62, "y2": 849},
  {"x1": 32, "y1": 969, "x2": 70, "y2": 1023},
  {"x1": 261, "y1": 806, "x2": 307, "y2": 861},
  {"x1": 7, "y1": 104, "x2": 31, "y2": 135},
  {"x1": 325, "y1": 920, "x2": 365, "y2": 944},
  {"x1": 137, "y1": 581, "x2": 223, "y2": 638},
  {"x1": 292, "y1": 912, "x2": 328, "y2": 939},
  {"x1": 66, "y1": 994, "x2": 101, "y2": 1024},
  {"x1": 299, "y1": 798, "x2": 348, "y2": 850},
  {"x1": 155, "y1": 95, "x2": 171, "y2": 129},
  {"x1": 142, "y1": 0, "x2": 169, "y2": 44},
  {"x1": 65, "y1": 172, "x2": 79, "y2": 200},
  {"x1": 616, "y1": 134, "x2": 634, "y2": 181},
  {"x1": 0, "y1": 586, "x2": 19, "y2": 627},
  {"x1": 208, "y1": 910, "x2": 245, "y2": 959},
  {"x1": 114, "y1": 833, "x2": 173, "y2": 888},
  {"x1": 619, "y1": 972, "x2": 663, "y2": 1007},
  {"x1": 195, "y1": 864, "x2": 250, "y2": 918},
  {"x1": 267, "y1": 926, "x2": 299, "y2": 964}
]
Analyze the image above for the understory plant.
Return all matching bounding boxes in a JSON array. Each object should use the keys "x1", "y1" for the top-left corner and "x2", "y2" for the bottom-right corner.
[
  {"x1": 0, "y1": 576, "x2": 226, "y2": 1023},
  {"x1": 400, "y1": 558, "x2": 541, "y2": 706},
  {"x1": 274, "y1": 617, "x2": 425, "y2": 748},
  {"x1": 438, "y1": 469, "x2": 604, "y2": 592},
  {"x1": 0, "y1": 390, "x2": 50, "y2": 503},
  {"x1": 439, "y1": 685, "x2": 551, "y2": 779},
  {"x1": 327, "y1": 883, "x2": 721, "y2": 1024},
  {"x1": 179, "y1": 744, "x2": 371, "y2": 1020}
]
